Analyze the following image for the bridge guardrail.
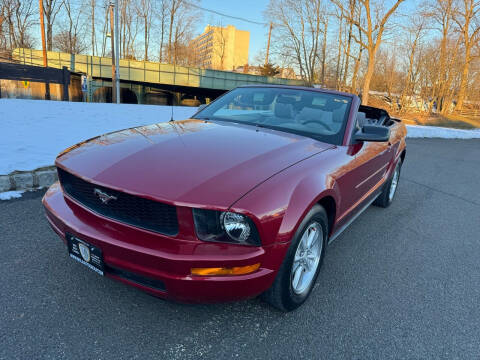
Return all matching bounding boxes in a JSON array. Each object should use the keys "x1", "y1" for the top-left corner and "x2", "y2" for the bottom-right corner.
[{"x1": 12, "y1": 48, "x2": 305, "y2": 91}]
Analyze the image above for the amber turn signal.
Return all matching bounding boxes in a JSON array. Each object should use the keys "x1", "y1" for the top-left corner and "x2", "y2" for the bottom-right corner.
[{"x1": 191, "y1": 263, "x2": 261, "y2": 276}]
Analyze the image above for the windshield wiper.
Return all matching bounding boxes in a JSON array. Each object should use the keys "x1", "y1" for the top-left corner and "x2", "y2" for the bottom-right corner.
[
  {"x1": 254, "y1": 123, "x2": 269, "y2": 131},
  {"x1": 192, "y1": 116, "x2": 212, "y2": 122}
]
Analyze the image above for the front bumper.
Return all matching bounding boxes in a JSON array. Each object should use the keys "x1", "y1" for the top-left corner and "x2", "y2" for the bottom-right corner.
[{"x1": 42, "y1": 182, "x2": 289, "y2": 302}]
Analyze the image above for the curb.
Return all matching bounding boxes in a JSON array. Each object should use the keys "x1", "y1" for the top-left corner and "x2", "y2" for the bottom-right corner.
[{"x1": 0, "y1": 166, "x2": 57, "y2": 192}]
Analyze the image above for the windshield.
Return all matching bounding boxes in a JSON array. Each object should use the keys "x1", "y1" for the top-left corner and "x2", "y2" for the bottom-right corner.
[{"x1": 193, "y1": 87, "x2": 352, "y2": 145}]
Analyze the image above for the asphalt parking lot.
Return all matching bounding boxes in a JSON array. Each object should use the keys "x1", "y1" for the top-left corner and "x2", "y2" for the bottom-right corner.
[{"x1": 1, "y1": 138, "x2": 480, "y2": 359}]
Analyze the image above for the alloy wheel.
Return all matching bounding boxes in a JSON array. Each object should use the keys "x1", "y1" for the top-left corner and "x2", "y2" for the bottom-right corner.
[
  {"x1": 388, "y1": 165, "x2": 400, "y2": 202},
  {"x1": 290, "y1": 222, "x2": 323, "y2": 295}
]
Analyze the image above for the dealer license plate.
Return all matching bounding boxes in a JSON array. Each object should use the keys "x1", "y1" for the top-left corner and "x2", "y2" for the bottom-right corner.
[{"x1": 66, "y1": 233, "x2": 104, "y2": 276}]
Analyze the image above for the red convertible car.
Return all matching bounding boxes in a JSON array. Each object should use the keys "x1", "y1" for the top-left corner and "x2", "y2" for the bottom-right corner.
[{"x1": 43, "y1": 85, "x2": 406, "y2": 311}]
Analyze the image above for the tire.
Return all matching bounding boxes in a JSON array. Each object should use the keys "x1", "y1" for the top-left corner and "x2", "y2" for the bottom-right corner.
[
  {"x1": 262, "y1": 205, "x2": 328, "y2": 312},
  {"x1": 374, "y1": 160, "x2": 402, "y2": 208}
]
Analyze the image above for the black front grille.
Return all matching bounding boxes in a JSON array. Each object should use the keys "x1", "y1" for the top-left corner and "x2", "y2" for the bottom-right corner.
[{"x1": 57, "y1": 168, "x2": 179, "y2": 236}]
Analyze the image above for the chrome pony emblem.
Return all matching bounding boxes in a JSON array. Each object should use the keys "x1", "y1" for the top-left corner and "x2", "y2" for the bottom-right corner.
[{"x1": 93, "y1": 188, "x2": 117, "y2": 204}]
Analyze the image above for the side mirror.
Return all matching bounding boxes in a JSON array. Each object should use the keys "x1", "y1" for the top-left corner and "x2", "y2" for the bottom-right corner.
[
  {"x1": 354, "y1": 125, "x2": 390, "y2": 142},
  {"x1": 197, "y1": 104, "x2": 207, "y2": 111}
]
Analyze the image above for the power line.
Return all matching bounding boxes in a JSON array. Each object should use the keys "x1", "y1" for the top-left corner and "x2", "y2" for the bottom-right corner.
[{"x1": 184, "y1": 1, "x2": 269, "y2": 26}]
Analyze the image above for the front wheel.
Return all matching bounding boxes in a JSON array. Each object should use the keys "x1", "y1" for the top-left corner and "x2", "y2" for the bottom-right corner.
[
  {"x1": 262, "y1": 205, "x2": 328, "y2": 311},
  {"x1": 374, "y1": 160, "x2": 402, "y2": 208}
]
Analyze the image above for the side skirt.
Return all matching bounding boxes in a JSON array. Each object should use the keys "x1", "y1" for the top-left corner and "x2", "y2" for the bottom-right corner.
[{"x1": 327, "y1": 192, "x2": 381, "y2": 245}]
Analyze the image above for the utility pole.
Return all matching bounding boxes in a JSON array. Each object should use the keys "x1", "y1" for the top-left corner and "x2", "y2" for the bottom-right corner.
[
  {"x1": 265, "y1": 22, "x2": 273, "y2": 66},
  {"x1": 38, "y1": 0, "x2": 50, "y2": 100},
  {"x1": 114, "y1": 0, "x2": 120, "y2": 104},
  {"x1": 109, "y1": 3, "x2": 116, "y2": 104}
]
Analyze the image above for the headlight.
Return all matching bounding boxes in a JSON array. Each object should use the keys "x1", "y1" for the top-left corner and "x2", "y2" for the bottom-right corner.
[
  {"x1": 192, "y1": 209, "x2": 260, "y2": 246},
  {"x1": 221, "y1": 212, "x2": 251, "y2": 242}
]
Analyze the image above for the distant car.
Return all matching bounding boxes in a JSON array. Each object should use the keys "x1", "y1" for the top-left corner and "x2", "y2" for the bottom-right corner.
[{"x1": 43, "y1": 85, "x2": 407, "y2": 311}]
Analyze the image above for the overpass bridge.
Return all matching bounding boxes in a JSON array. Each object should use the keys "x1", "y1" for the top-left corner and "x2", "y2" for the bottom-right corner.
[{"x1": 12, "y1": 48, "x2": 304, "y2": 105}]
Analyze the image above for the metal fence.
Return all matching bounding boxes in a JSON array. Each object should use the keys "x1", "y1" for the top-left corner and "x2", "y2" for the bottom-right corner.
[{"x1": 0, "y1": 61, "x2": 70, "y2": 100}]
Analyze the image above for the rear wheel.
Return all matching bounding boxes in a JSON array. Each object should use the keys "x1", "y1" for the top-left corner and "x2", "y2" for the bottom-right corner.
[
  {"x1": 374, "y1": 160, "x2": 402, "y2": 208},
  {"x1": 262, "y1": 205, "x2": 328, "y2": 311}
]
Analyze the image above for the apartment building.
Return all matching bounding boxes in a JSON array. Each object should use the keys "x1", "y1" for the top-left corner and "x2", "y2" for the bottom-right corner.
[{"x1": 191, "y1": 25, "x2": 250, "y2": 71}]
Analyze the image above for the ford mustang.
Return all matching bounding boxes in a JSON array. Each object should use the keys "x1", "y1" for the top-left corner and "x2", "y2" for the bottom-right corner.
[{"x1": 43, "y1": 85, "x2": 406, "y2": 311}]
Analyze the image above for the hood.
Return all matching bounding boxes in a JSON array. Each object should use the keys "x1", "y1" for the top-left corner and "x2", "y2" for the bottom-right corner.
[{"x1": 56, "y1": 119, "x2": 333, "y2": 208}]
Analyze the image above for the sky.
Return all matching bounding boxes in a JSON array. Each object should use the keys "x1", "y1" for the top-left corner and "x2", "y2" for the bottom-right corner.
[
  {"x1": 196, "y1": 0, "x2": 419, "y2": 65},
  {"x1": 197, "y1": 0, "x2": 272, "y2": 64}
]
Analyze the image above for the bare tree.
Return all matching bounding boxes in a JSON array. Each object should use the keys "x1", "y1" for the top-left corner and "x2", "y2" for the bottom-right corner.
[
  {"x1": 348, "y1": 0, "x2": 405, "y2": 104},
  {"x1": 42, "y1": 0, "x2": 63, "y2": 51},
  {"x1": 136, "y1": 0, "x2": 152, "y2": 61},
  {"x1": 209, "y1": 23, "x2": 227, "y2": 69},
  {"x1": 341, "y1": 0, "x2": 357, "y2": 89},
  {"x1": 167, "y1": 0, "x2": 182, "y2": 63},
  {"x1": 171, "y1": 1, "x2": 199, "y2": 65},
  {"x1": 334, "y1": 8, "x2": 344, "y2": 89},
  {"x1": 320, "y1": 15, "x2": 328, "y2": 85},
  {"x1": 119, "y1": 0, "x2": 140, "y2": 59},
  {"x1": 350, "y1": 4, "x2": 364, "y2": 93},
  {"x1": 399, "y1": 12, "x2": 428, "y2": 111},
  {"x1": 266, "y1": 0, "x2": 325, "y2": 85},
  {"x1": 429, "y1": 0, "x2": 459, "y2": 113},
  {"x1": 156, "y1": 0, "x2": 168, "y2": 62},
  {"x1": 100, "y1": 0, "x2": 109, "y2": 56},
  {"x1": 453, "y1": 0, "x2": 480, "y2": 110},
  {"x1": 370, "y1": 48, "x2": 402, "y2": 99},
  {"x1": 2, "y1": 0, "x2": 36, "y2": 50},
  {"x1": 55, "y1": 0, "x2": 86, "y2": 54},
  {"x1": 90, "y1": 0, "x2": 97, "y2": 56},
  {"x1": 0, "y1": 2, "x2": 7, "y2": 50},
  {"x1": 53, "y1": 30, "x2": 86, "y2": 53}
]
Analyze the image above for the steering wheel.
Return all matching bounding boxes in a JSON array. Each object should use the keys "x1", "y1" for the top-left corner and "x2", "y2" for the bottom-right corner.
[{"x1": 301, "y1": 120, "x2": 332, "y2": 132}]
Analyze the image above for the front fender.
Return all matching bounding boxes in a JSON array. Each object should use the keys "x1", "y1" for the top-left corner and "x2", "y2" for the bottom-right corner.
[{"x1": 229, "y1": 153, "x2": 340, "y2": 246}]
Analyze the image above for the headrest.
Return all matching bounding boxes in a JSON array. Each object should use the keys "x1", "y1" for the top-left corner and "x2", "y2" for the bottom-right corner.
[
  {"x1": 356, "y1": 112, "x2": 366, "y2": 127},
  {"x1": 297, "y1": 107, "x2": 333, "y2": 123},
  {"x1": 274, "y1": 102, "x2": 294, "y2": 119},
  {"x1": 276, "y1": 95, "x2": 296, "y2": 104}
]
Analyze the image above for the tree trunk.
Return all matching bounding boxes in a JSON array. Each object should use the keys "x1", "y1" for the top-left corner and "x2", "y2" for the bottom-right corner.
[
  {"x1": 47, "y1": 23, "x2": 52, "y2": 51},
  {"x1": 361, "y1": 48, "x2": 376, "y2": 105},
  {"x1": 335, "y1": 14, "x2": 343, "y2": 89},
  {"x1": 342, "y1": 24, "x2": 352, "y2": 89},
  {"x1": 8, "y1": 17, "x2": 15, "y2": 49},
  {"x1": 91, "y1": 0, "x2": 95, "y2": 56},
  {"x1": 351, "y1": 21, "x2": 363, "y2": 94},
  {"x1": 122, "y1": 12, "x2": 126, "y2": 58},
  {"x1": 0, "y1": 15, "x2": 4, "y2": 49},
  {"x1": 101, "y1": 6, "x2": 108, "y2": 56},
  {"x1": 144, "y1": 16, "x2": 148, "y2": 61},
  {"x1": 455, "y1": 49, "x2": 470, "y2": 111},
  {"x1": 159, "y1": 3, "x2": 165, "y2": 63},
  {"x1": 160, "y1": 27, "x2": 164, "y2": 62},
  {"x1": 168, "y1": 1, "x2": 175, "y2": 63},
  {"x1": 321, "y1": 18, "x2": 328, "y2": 85},
  {"x1": 342, "y1": 0, "x2": 355, "y2": 88},
  {"x1": 399, "y1": 38, "x2": 418, "y2": 112}
]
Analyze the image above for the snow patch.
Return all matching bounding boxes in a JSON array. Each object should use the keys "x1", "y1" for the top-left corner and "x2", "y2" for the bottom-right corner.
[
  {"x1": 0, "y1": 190, "x2": 25, "y2": 200},
  {"x1": 1, "y1": 99, "x2": 479, "y2": 175},
  {"x1": 0, "y1": 99, "x2": 198, "y2": 174},
  {"x1": 406, "y1": 125, "x2": 480, "y2": 139}
]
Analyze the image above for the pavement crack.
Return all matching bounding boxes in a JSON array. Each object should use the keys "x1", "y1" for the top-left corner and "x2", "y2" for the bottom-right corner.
[{"x1": 403, "y1": 177, "x2": 480, "y2": 207}]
